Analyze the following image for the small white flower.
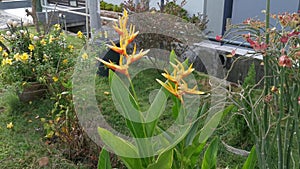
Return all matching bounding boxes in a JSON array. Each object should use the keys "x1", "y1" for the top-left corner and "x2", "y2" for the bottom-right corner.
[
  {"x1": 7, "y1": 19, "x2": 13, "y2": 25},
  {"x1": 33, "y1": 36, "x2": 39, "y2": 41},
  {"x1": 23, "y1": 21, "x2": 29, "y2": 27},
  {"x1": 11, "y1": 34, "x2": 16, "y2": 40},
  {"x1": 19, "y1": 30, "x2": 24, "y2": 34},
  {"x1": 6, "y1": 31, "x2": 11, "y2": 36},
  {"x1": 12, "y1": 21, "x2": 18, "y2": 27}
]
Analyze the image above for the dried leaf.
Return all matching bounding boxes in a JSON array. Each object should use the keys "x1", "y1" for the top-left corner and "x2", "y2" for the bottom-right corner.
[{"x1": 38, "y1": 157, "x2": 49, "y2": 167}]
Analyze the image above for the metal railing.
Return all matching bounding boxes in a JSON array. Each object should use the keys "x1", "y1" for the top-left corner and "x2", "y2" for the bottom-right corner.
[{"x1": 40, "y1": 0, "x2": 117, "y2": 37}]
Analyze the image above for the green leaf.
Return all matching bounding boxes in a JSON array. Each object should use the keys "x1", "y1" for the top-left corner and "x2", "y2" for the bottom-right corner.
[
  {"x1": 97, "y1": 148, "x2": 112, "y2": 169},
  {"x1": 201, "y1": 137, "x2": 219, "y2": 169},
  {"x1": 109, "y1": 71, "x2": 145, "y2": 138},
  {"x1": 184, "y1": 142, "x2": 206, "y2": 167},
  {"x1": 147, "y1": 149, "x2": 174, "y2": 169},
  {"x1": 169, "y1": 50, "x2": 177, "y2": 64},
  {"x1": 186, "y1": 103, "x2": 208, "y2": 145},
  {"x1": 97, "y1": 127, "x2": 139, "y2": 157},
  {"x1": 221, "y1": 104, "x2": 235, "y2": 119},
  {"x1": 242, "y1": 146, "x2": 257, "y2": 169},
  {"x1": 198, "y1": 109, "x2": 223, "y2": 143},
  {"x1": 197, "y1": 105, "x2": 234, "y2": 144},
  {"x1": 119, "y1": 156, "x2": 143, "y2": 169},
  {"x1": 145, "y1": 88, "x2": 167, "y2": 122}
]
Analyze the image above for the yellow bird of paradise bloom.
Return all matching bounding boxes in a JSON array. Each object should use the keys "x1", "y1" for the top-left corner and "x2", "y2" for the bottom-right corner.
[
  {"x1": 96, "y1": 9, "x2": 149, "y2": 78},
  {"x1": 157, "y1": 59, "x2": 205, "y2": 103}
]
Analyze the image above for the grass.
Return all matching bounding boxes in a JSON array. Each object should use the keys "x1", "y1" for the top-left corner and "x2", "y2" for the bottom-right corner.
[
  {"x1": 0, "y1": 89, "x2": 92, "y2": 168},
  {"x1": 94, "y1": 67, "x2": 249, "y2": 168},
  {"x1": 0, "y1": 27, "x2": 95, "y2": 168}
]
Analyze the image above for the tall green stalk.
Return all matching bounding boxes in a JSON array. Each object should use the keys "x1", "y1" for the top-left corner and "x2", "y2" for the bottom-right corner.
[{"x1": 262, "y1": 0, "x2": 271, "y2": 168}]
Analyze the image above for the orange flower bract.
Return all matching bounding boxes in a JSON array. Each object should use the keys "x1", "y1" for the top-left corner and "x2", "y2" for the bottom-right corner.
[{"x1": 96, "y1": 9, "x2": 149, "y2": 77}]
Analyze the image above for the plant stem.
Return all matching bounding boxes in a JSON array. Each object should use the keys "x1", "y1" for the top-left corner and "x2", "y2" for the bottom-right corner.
[
  {"x1": 277, "y1": 68, "x2": 285, "y2": 169},
  {"x1": 262, "y1": 0, "x2": 271, "y2": 168}
]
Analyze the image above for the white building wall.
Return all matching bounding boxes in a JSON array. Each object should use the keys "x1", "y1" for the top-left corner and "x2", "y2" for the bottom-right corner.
[
  {"x1": 104, "y1": 0, "x2": 204, "y2": 16},
  {"x1": 206, "y1": 0, "x2": 224, "y2": 36}
]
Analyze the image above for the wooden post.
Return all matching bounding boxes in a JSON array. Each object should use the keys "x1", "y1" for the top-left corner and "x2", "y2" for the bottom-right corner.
[{"x1": 88, "y1": 0, "x2": 101, "y2": 39}]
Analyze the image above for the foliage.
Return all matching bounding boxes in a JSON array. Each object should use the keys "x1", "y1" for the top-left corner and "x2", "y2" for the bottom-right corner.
[
  {"x1": 95, "y1": 9, "x2": 232, "y2": 169},
  {"x1": 122, "y1": 0, "x2": 208, "y2": 31},
  {"x1": 100, "y1": 0, "x2": 123, "y2": 12},
  {"x1": 122, "y1": 0, "x2": 149, "y2": 13},
  {"x1": 162, "y1": 0, "x2": 189, "y2": 21},
  {"x1": 224, "y1": 1, "x2": 300, "y2": 168},
  {"x1": 0, "y1": 97, "x2": 92, "y2": 168},
  {"x1": 0, "y1": 21, "x2": 74, "y2": 88},
  {"x1": 0, "y1": 25, "x2": 99, "y2": 167}
]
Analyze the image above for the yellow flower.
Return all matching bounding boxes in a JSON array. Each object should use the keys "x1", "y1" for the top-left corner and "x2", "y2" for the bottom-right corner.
[
  {"x1": 14, "y1": 53, "x2": 21, "y2": 61},
  {"x1": 49, "y1": 35, "x2": 53, "y2": 43},
  {"x1": 81, "y1": 53, "x2": 88, "y2": 60},
  {"x1": 7, "y1": 122, "x2": 13, "y2": 129},
  {"x1": 40, "y1": 39, "x2": 46, "y2": 45},
  {"x1": 2, "y1": 51, "x2": 8, "y2": 57},
  {"x1": 157, "y1": 59, "x2": 205, "y2": 103},
  {"x1": 20, "y1": 53, "x2": 29, "y2": 62},
  {"x1": 62, "y1": 59, "x2": 68, "y2": 64},
  {"x1": 54, "y1": 24, "x2": 61, "y2": 30},
  {"x1": 0, "y1": 46, "x2": 2, "y2": 52},
  {"x1": 156, "y1": 79, "x2": 181, "y2": 99},
  {"x1": 28, "y1": 44, "x2": 35, "y2": 51},
  {"x1": 77, "y1": 31, "x2": 83, "y2": 39},
  {"x1": 52, "y1": 76, "x2": 59, "y2": 82},
  {"x1": 96, "y1": 9, "x2": 149, "y2": 78},
  {"x1": 2, "y1": 58, "x2": 13, "y2": 65},
  {"x1": 29, "y1": 33, "x2": 34, "y2": 40},
  {"x1": 96, "y1": 57, "x2": 129, "y2": 76},
  {"x1": 45, "y1": 131, "x2": 54, "y2": 138},
  {"x1": 43, "y1": 54, "x2": 49, "y2": 62},
  {"x1": 68, "y1": 45, "x2": 74, "y2": 51}
]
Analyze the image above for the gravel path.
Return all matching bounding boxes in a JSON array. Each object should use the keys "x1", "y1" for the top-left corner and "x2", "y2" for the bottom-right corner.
[
  {"x1": 0, "y1": 10, "x2": 17, "y2": 29},
  {"x1": 0, "y1": 8, "x2": 32, "y2": 30}
]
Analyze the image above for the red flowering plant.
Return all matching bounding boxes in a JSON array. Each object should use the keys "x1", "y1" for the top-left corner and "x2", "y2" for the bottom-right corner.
[{"x1": 220, "y1": 1, "x2": 300, "y2": 168}]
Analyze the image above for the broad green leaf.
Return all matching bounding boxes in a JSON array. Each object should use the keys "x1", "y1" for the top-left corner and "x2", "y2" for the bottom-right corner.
[
  {"x1": 198, "y1": 105, "x2": 234, "y2": 143},
  {"x1": 97, "y1": 148, "x2": 112, "y2": 169},
  {"x1": 242, "y1": 146, "x2": 257, "y2": 169},
  {"x1": 109, "y1": 68, "x2": 167, "y2": 137},
  {"x1": 201, "y1": 137, "x2": 219, "y2": 169},
  {"x1": 109, "y1": 71, "x2": 145, "y2": 138},
  {"x1": 97, "y1": 127, "x2": 138, "y2": 157},
  {"x1": 119, "y1": 156, "x2": 143, "y2": 169},
  {"x1": 147, "y1": 149, "x2": 173, "y2": 169},
  {"x1": 184, "y1": 142, "x2": 206, "y2": 167},
  {"x1": 109, "y1": 70, "x2": 141, "y2": 122},
  {"x1": 221, "y1": 104, "x2": 235, "y2": 119},
  {"x1": 186, "y1": 103, "x2": 208, "y2": 145},
  {"x1": 145, "y1": 88, "x2": 167, "y2": 122}
]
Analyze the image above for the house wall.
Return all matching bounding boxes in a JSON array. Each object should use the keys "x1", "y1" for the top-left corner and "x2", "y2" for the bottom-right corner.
[
  {"x1": 231, "y1": 0, "x2": 299, "y2": 25},
  {"x1": 206, "y1": 0, "x2": 225, "y2": 36},
  {"x1": 105, "y1": 0, "x2": 204, "y2": 16}
]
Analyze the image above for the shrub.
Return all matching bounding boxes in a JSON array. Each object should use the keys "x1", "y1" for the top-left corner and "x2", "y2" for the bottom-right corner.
[{"x1": 0, "y1": 21, "x2": 74, "y2": 88}]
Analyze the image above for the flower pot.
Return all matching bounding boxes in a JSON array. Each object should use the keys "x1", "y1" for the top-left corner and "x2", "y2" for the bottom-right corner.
[{"x1": 18, "y1": 82, "x2": 48, "y2": 102}]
